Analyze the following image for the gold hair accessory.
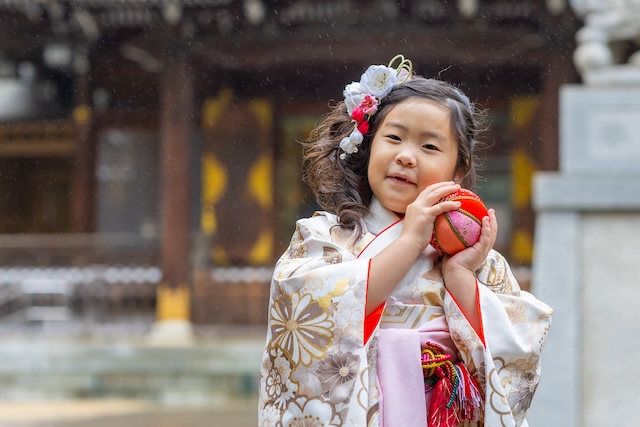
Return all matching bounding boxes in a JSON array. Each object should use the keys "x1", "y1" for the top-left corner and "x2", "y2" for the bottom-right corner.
[{"x1": 388, "y1": 54, "x2": 413, "y2": 84}]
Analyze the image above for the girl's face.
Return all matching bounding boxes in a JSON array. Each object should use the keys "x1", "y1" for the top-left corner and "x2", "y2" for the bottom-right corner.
[{"x1": 367, "y1": 98, "x2": 460, "y2": 214}]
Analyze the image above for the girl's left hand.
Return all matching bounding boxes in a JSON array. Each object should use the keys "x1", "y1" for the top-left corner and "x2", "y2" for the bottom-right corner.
[{"x1": 442, "y1": 208, "x2": 498, "y2": 275}]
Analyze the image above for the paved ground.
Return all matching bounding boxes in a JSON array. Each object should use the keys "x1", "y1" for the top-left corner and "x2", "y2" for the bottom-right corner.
[
  {"x1": 63, "y1": 408, "x2": 255, "y2": 427},
  {"x1": 0, "y1": 328, "x2": 264, "y2": 427},
  {"x1": 0, "y1": 399, "x2": 257, "y2": 427}
]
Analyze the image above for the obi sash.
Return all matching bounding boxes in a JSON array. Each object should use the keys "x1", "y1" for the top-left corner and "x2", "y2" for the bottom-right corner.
[{"x1": 378, "y1": 316, "x2": 458, "y2": 427}]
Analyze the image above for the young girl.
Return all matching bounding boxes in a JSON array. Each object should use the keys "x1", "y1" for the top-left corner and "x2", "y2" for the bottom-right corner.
[{"x1": 259, "y1": 55, "x2": 552, "y2": 427}]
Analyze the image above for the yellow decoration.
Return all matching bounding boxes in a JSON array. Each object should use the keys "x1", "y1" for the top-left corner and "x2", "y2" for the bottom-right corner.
[
  {"x1": 248, "y1": 230, "x2": 274, "y2": 265},
  {"x1": 201, "y1": 154, "x2": 227, "y2": 234},
  {"x1": 201, "y1": 92, "x2": 275, "y2": 266},
  {"x1": 202, "y1": 88, "x2": 233, "y2": 129},
  {"x1": 511, "y1": 150, "x2": 536, "y2": 210},
  {"x1": 156, "y1": 285, "x2": 190, "y2": 321},
  {"x1": 212, "y1": 246, "x2": 229, "y2": 265},
  {"x1": 72, "y1": 105, "x2": 92, "y2": 125},
  {"x1": 248, "y1": 154, "x2": 273, "y2": 209},
  {"x1": 511, "y1": 229, "x2": 534, "y2": 263},
  {"x1": 201, "y1": 206, "x2": 217, "y2": 236},
  {"x1": 510, "y1": 97, "x2": 538, "y2": 129},
  {"x1": 201, "y1": 154, "x2": 227, "y2": 204},
  {"x1": 248, "y1": 99, "x2": 273, "y2": 133}
]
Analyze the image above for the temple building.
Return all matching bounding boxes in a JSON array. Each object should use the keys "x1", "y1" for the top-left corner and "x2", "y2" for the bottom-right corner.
[{"x1": 0, "y1": 0, "x2": 579, "y2": 333}]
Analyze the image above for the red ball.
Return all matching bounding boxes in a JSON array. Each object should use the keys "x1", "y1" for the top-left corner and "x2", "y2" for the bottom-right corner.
[{"x1": 430, "y1": 189, "x2": 489, "y2": 256}]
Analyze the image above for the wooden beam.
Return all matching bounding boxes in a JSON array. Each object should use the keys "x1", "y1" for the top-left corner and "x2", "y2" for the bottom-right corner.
[
  {"x1": 0, "y1": 121, "x2": 76, "y2": 157},
  {"x1": 190, "y1": 26, "x2": 554, "y2": 71},
  {"x1": 0, "y1": 141, "x2": 75, "y2": 157}
]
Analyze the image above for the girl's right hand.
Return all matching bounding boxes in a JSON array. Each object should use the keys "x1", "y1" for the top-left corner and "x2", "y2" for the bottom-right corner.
[{"x1": 400, "y1": 181, "x2": 462, "y2": 252}]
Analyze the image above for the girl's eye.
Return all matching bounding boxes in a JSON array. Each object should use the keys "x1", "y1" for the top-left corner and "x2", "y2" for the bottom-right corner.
[
  {"x1": 423, "y1": 144, "x2": 439, "y2": 151},
  {"x1": 386, "y1": 135, "x2": 401, "y2": 141}
]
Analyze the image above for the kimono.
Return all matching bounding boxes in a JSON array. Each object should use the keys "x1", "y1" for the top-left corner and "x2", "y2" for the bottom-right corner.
[{"x1": 258, "y1": 198, "x2": 552, "y2": 427}]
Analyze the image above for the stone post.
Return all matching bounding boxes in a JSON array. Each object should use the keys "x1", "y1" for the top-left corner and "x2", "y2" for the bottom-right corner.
[
  {"x1": 529, "y1": 3, "x2": 640, "y2": 424},
  {"x1": 529, "y1": 86, "x2": 640, "y2": 426}
]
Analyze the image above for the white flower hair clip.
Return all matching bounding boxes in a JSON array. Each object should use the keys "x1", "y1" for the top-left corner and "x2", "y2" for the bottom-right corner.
[{"x1": 339, "y1": 54, "x2": 413, "y2": 159}]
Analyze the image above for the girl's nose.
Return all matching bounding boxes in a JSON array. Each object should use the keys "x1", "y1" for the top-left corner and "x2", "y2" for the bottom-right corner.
[{"x1": 395, "y1": 148, "x2": 416, "y2": 167}]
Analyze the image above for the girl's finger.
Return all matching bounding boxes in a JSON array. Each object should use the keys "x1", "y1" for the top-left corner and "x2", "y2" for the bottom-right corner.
[
  {"x1": 414, "y1": 182, "x2": 460, "y2": 205},
  {"x1": 478, "y1": 209, "x2": 497, "y2": 248},
  {"x1": 489, "y1": 208, "x2": 498, "y2": 235},
  {"x1": 432, "y1": 200, "x2": 461, "y2": 216}
]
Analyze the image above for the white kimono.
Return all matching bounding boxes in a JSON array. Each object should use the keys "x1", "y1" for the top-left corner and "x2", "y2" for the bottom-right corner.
[{"x1": 258, "y1": 198, "x2": 552, "y2": 427}]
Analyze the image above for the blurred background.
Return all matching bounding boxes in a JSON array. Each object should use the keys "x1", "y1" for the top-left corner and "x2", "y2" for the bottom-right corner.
[{"x1": 0, "y1": 0, "x2": 628, "y2": 426}]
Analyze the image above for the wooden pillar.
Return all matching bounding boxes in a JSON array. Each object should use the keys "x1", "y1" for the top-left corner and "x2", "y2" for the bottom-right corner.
[
  {"x1": 150, "y1": 52, "x2": 194, "y2": 344},
  {"x1": 71, "y1": 53, "x2": 95, "y2": 232},
  {"x1": 159, "y1": 54, "x2": 192, "y2": 291},
  {"x1": 540, "y1": 49, "x2": 578, "y2": 171}
]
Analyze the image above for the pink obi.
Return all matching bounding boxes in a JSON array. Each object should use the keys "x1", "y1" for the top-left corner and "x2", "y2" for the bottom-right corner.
[{"x1": 377, "y1": 315, "x2": 458, "y2": 427}]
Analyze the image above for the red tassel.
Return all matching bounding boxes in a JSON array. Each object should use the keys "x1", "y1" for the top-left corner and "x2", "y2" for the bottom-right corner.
[
  {"x1": 428, "y1": 367, "x2": 460, "y2": 427},
  {"x1": 422, "y1": 342, "x2": 483, "y2": 426}
]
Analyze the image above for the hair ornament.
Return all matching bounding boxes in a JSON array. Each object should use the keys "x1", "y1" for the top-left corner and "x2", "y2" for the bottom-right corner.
[
  {"x1": 339, "y1": 54, "x2": 414, "y2": 159},
  {"x1": 388, "y1": 54, "x2": 413, "y2": 84}
]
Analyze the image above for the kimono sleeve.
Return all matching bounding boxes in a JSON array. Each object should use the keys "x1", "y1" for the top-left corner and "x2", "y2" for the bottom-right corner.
[
  {"x1": 273, "y1": 214, "x2": 370, "y2": 293},
  {"x1": 268, "y1": 214, "x2": 371, "y2": 354},
  {"x1": 444, "y1": 249, "x2": 553, "y2": 426},
  {"x1": 259, "y1": 214, "x2": 375, "y2": 427}
]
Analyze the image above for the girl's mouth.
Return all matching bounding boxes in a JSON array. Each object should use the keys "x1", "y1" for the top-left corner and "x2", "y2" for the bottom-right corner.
[{"x1": 389, "y1": 175, "x2": 414, "y2": 185}]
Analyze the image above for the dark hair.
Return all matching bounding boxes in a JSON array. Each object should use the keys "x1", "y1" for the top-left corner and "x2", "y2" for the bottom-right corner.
[{"x1": 302, "y1": 76, "x2": 484, "y2": 239}]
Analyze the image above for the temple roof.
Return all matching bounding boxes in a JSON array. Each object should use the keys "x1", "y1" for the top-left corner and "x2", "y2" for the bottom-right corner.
[
  {"x1": 0, "y1": 0, "x2": 232, "y2": 6},
  {"x1": 0, "y1": 1, "x2": 578, "y2": 74}
]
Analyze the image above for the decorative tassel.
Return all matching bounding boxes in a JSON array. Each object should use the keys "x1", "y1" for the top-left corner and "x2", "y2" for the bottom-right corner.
[
  {"x1": 428, "y1": 366, "x2": 460, "y2": 427},
  {"x1": 422, "y1": 342, "x2": 484, "y2": 427},
  {"x1": 454, "y1": 364, "x2": 484, "y2": 422}
]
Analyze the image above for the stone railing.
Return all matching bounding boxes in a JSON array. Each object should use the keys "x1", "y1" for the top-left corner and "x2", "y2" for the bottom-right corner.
[{"x1": 0, "y1": 265, "x2": 161, "y2": 336}]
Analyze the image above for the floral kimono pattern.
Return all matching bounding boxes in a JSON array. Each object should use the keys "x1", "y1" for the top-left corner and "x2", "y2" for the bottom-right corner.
[{"x1": 259, "y1": 198, "x2": 552, "y2": 427}]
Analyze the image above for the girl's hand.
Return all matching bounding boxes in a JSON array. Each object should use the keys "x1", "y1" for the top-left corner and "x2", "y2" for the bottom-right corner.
[
  {"x1": 399, "y1": 181, "x2": 462, "y2": 252},
  {"x1": 440, "y1": 208, "x2": 496, "y2": 336},
  {"x1": 442, "y1": 208, "x2": 498, "y2": 276}
]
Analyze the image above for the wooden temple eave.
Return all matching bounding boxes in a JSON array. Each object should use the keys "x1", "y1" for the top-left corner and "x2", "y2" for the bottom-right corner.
[
  {"x1": 0, "y1": 1, "x2": 578, "y2": 61},
  {"x1": 190, "y1": 28, "x2": 556, "y2": 73}
]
